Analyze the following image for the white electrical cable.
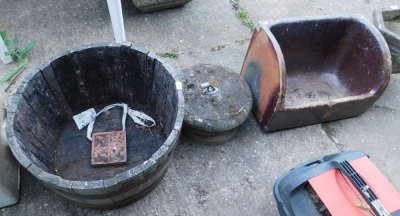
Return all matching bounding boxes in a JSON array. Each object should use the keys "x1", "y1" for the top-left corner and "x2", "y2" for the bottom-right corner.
[{"x1": 73, "y1": 103, "x2": 156, "y2": 141}]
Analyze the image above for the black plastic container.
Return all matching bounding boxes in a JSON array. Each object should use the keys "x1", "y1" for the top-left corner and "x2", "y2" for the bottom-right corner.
[{"x1": 274, "y1": 151, "x2": 400, "y2": 216}]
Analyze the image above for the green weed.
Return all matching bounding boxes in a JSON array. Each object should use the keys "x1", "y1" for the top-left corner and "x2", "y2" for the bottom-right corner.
[
  {"x1": 158, "y1": 52, "x2": 179, "y2": 58},
  {"x1": 230, "y1": 0, "x2": 254, "y2": 31},
  {"x1": 158, "y1": 48, "x2": 179, "y2": 58},
  {"x1": 236, "y1": 10, "x2": 248, "y2": 19},
  {"x1": 232, "y1": 0, "x2": 240, "y2": 10},
  {"x1": 0, "y1": 30, "x2": 36, "y2": 89},
  {"x1": 236, "y1": 39, "x2": 246, "y2": 45}
]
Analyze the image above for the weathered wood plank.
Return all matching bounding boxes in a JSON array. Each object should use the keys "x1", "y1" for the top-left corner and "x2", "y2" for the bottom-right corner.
[
  {"x1": 9, "y1": 133, "x2": 53, "y2": 173},
  {"x1": 56, "y1": 193, "x2": 91, "y2": 205},
  {"x1": 49, "y1": 54, "x2": 88, "y2": 114},
  {"x1": 174, "y1": 90, "x2": 185, "y2": 131},
  {"x1": 77, "y1": 46, "x2": 107, "y2": 106},
  {"x1": 66, "y1": 49, "x2": 92, "y2": 106},
  {"x1": 16, "y1": 68, "x2": 39, "y2": 94},
  {"x1": 55, "y1": 136, "x2": 161, "y2": 180},
  {"x1": 38, "y1": 172, "x2": 76, "y2": 194},
  {"x1": 95, "y1": 45, "x2": 117, "y2": 104},
  {"x1": 121, "y1": 157, "x2": 172, "y2": 200},
  {"x1": 163, "y1": 77, "x2": 178, "y2": 134},
  {"x1": 5, "y1": 101, "x2": 17, "y2": 139},
  {"x1": 109, "y1": 44, "x2": 125, "y2": 102},
  {"x1": 54, "y1": 104, "x2": 164, "y2": 181},
  {"x1": 12, "y1": 132, "x2": 54, "y2": 172},
  {"x1": 7, "y1": 43, "x2": 183, "y2": 210},
  {"x1": 151, "y1": 59, "x2": 170, "y2": 125},
  {"x1": 43, "y1": 178, "x2": 76, "y2": 194},
  {"x1": 55, "y1": 129, "x2": 162, "y2": 181},
  {"x1": 22, "y1": 70, "x2": 66, "y2": 137},
  {"x1": 57, "y1": 159, "x2": 114, "y2": 180},
  {"x1": 72, "y1": 180, "x2": 107, "y2": 195},
  {"x1": 150, "y1": 129, "x2": 179, "y2": 171},
  {"x1": 133, "y1": 47, "x2": 152, "y2": 105},
  {"x1": 13, "y1": 113, "x2": 54, "y2": 171},
  {"x1": 57, "y1": 121, "x2": 87, "y2": 141},
  {"x1": 100, "y1": 154, "x2": 173, "y2": 205},
  {"x1": 39, "y1": 62, "x2": 74, "y2": 119},
  {"x1": 7, "y1": 136, "x2": 33, "y2": 168},
  {"x1": 120, "y1": 45, "x2": 148, "y2": 105},
  {"x1": 144, "y1": 53, "x2": 157, "y2": 110},
  {"x1": 13, "y1": 94, "x2": 57, "y2": 152},
  {"x1": 56, "y1": 135, "x2": 91, "y2": 166},
  {"x1": 56, "y1": 124, "x2": 161, "y2": 170},
  {"x1": 103, "y1": 165, "x2": 145, "y2": 195}
]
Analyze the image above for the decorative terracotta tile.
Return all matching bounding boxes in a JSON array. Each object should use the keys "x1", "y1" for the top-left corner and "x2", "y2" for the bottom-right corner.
[{"x1": 91, "y1": 131, "x2": 127, "y2": 166}]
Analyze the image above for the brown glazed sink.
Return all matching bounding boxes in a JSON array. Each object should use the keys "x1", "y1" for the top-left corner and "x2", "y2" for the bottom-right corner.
[{"x1": 241, "y1": 15, "x2": 391, "y2": 132}]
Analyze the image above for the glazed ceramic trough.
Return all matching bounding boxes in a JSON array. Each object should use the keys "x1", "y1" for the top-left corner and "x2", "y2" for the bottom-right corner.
[{"x1": 241, "y1": 15, "x2": 391, "y2": 132}]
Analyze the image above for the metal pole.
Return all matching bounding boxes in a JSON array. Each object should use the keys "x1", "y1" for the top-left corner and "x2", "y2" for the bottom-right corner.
[
  {"x1": 0, "y1": 37, "x2": 12, "y2": 64},
  {"x1": 106, "y1": 0, "x2": 126, "y2": 43}
]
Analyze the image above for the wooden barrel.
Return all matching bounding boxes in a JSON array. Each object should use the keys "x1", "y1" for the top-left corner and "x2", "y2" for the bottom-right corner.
[{"x1": 5, "y1": 42, "x2": 184, "y2": 210}]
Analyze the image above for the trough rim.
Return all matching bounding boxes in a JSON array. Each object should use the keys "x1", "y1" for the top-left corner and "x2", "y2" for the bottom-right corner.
[{"x1": 256, "y1": 14, "x2": 392, "y2": 110}]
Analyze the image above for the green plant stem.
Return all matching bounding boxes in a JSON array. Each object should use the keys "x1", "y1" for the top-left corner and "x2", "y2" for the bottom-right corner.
[
  {"x1": 0, "y1": 57, "x2": 28, "y2": 83},
  {"x1": 4, "y1": 65, "x2": 26, "y2": 90},
  {"x1": 0, "y1": 31, "x2": 37, "y2": 90},
  {"x1": 0, "y1": 64, "x2": 24, "y2": 82}
]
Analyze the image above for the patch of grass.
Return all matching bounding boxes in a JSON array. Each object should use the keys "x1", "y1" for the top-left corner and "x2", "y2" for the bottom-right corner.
[
  {"x1": 232, "y1": 0, "x2": 240, "y2": 10},
  {"x1": 243, "y1": 18, "x2": 255, "y2": 30},
  {"x1": 236, "y1": 10, "x2": 248, "y2": 19},
  {"x1": 236, "y1": 39, "x2": 246, "y2": 45},
  {"x1": 211, "y1": 44, "x2": 226, "y2": 52},
  {"x1": 230, "y1": 0, "x2": 254, "y2": 31},
  {"x1": 158, "y1": 52, "x2": 179, "y2": 58},
  {"x1": 158, "y1": 48, "x2": 179, "y2": 58}
]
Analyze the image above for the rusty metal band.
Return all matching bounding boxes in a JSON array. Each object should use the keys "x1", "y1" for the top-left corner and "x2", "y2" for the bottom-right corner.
[
  {"x1": 68, "y1": 169, "x2": 168, "y2": 210},
  {"x1": 49, "y1": 145, "x2": 176, "y2": 200}
]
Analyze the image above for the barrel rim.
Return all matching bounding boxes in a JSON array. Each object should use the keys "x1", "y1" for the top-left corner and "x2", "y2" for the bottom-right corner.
[{"x1": 6, "y1": 42, "x2": 184, "y2": 194}]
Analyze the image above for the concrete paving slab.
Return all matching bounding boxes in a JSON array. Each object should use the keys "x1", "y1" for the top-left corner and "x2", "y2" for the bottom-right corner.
[
  {"x1": 242, "y1": 0, "x2": 400, "y2": 22},
  {"x1": 321, "y1": 74, "x2": 400, "y2": 190},
  {"x1": 1, "y1": 0, "x2": 400, "y2": 215}
]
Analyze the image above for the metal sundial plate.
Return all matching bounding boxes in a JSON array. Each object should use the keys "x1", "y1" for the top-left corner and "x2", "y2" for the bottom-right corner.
[{"x1": 176, "y1": 64, "x2": 253, "y2": 132}]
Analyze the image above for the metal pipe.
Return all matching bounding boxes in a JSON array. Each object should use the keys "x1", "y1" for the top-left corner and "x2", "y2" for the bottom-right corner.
[
  {"x1": 106, "y1": 0, "x2": 126, "y2": 43},
  {"x1": 0, "y1": 37, "x2": 12, "y2": 64}
]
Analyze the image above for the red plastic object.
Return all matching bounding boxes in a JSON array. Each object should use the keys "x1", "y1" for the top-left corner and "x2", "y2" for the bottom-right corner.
[
  {"x1": 273, "y1": 151, "x2": 400, "y2": 216},
  {"x1": 309, "y1": 156, "x2": 400, "y2": 215}
]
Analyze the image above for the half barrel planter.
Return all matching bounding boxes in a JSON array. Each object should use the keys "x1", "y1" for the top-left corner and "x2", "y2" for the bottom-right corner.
[
  {"x1": 373, "y1": 5, "x2": 400, "y2": 73},
  {"x1": 241, "y1": 15, "x2": 391, "y2": 132},
  {"x1": 6, "y1": 42, "x2": 184, "y2": 210}
]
